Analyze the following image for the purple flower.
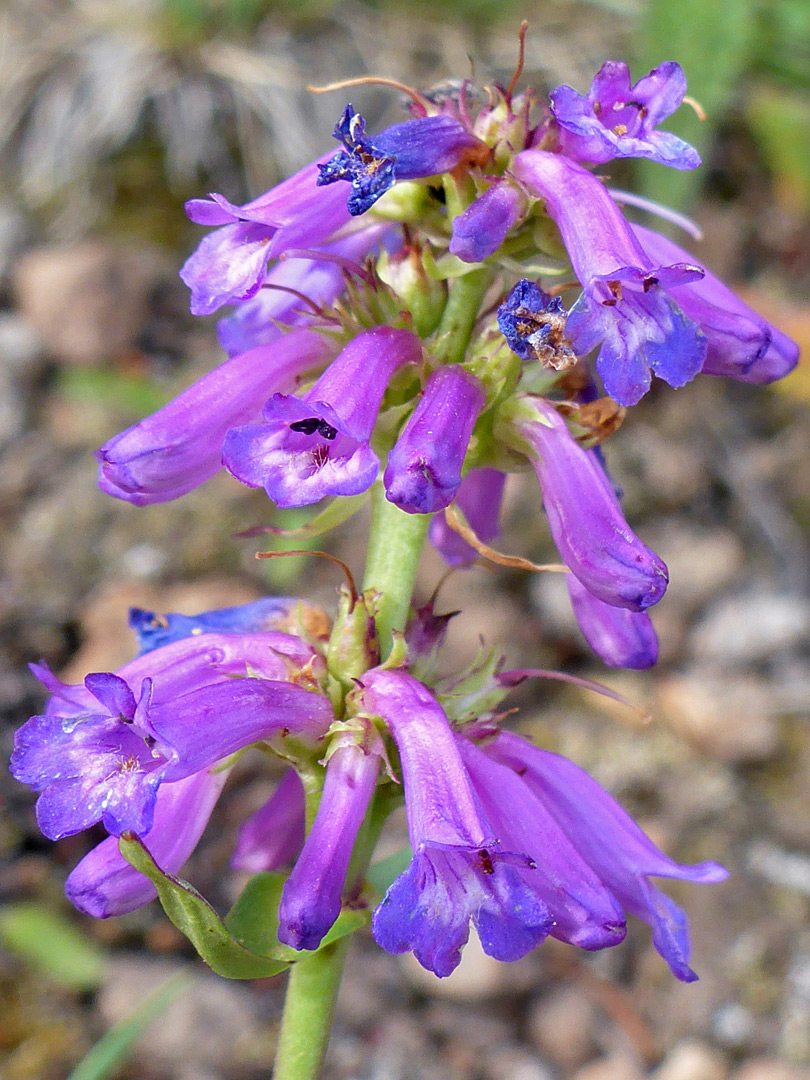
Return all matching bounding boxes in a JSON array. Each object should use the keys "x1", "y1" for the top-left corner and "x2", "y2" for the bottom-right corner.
[
  {"x1": 497, "y1": 279, "x2": 578, "y2": 370},
  {"x1": 216, "y1": 226, "x2": 392, "y2": 356},
  {"x1": 65, "y1": 767, "x2": 229, "y2": 918},
  {"x1": 222, "y1": 327, "x2": 422, "y2": 507},
  {"x1": 278, "y1": 733, "x2": 382, "y2": 950},
  {"x1": 181, "y1": 156, "x2": 353, "y2": 316},
  {"x1": 512, "y1": 150, "x2": 707, "y2": 405},
  {"x1": 512, "y1": 397, "x2": 668, "y2": 610},
  {"x1": 358, "y1": 668, "x2": 552, "y2": 977},
  {"x1": 129, "y1": 598, "x2": 309, "y2": 654},
  {"x1": 549, "y1": 61, "x2": 700, "y2": 169},
  {"x1": 486, "y1": 730, "x2": 728, "y2": 981},
  {"x1": 97, "y1": 328, "x2": 333, "y2": 505},
  {"x1": 456, "y1": 736, "x2": 627, "y2": 949},
  {"x1": 11, "y1": 633, "x2": 334, "y2": 840},
  {"x1": 317, "y1": 104, "x2": 483, "y2": 216},
  {"x1": 231, "y1": 769, "x2": 306, "y2": 875},
  {"x1": 384, "y1": 366, "x2": 485, "y2": 514},
  {"x1": 429, "y1": 467, "x2": 507, "y2": 566},
  {"x1": 449, "y1": 181, "x2": 526, "y2": 263},
  {"x1": 632, "y1": 224, "x2": 800, "y2": 384},
  {"x1": 566, "y1": 574, "x2": 659, "y2": 669}
]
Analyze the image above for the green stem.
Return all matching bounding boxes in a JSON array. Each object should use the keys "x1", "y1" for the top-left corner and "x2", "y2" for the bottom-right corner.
[
  {"x1": 272, "y1": 939, "x2": 349, "y2": 1080},
  {"x1": 432, "y1": 268, "x2": 490, "y2": 366},
  {"x1": 362, "y1": 485, "x2": 431, "y2": 657},
  {"x1": 272, "y1": 237, "x2": 490, "y2": 1080}
]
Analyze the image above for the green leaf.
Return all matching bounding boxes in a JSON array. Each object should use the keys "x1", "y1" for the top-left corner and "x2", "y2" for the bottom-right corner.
[
  {"x1": 634, "y1": 0, "x2": 758, "y2": 210},
  {"x1": 226, "y1": 872, "x2": 369, "y2": 962},
  {"x1": 242, "y1": 493, "x2": 368, "y2": 542},
  {"x1": 119, "y1": 836, "x2": 369, "y2": 980},
  {"x1": 366, "y1": 846, "x2": 413, "y2": 897},
  {"x1": 67, "y1": 975, "x2": 188, "y2": 1080},
  {"x1": 0, "y1": 903, "x2": 106, "y2": 990},
  {"x1": 119, "y1": 834, "x2": 292, "y2": 979}
]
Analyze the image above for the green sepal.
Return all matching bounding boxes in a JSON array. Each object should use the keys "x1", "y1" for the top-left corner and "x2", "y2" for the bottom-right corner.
[
  {"x1": 434, "y1": 645, "x2": 511, "y2": 724},
  {"x1": 326, "y1": 585, "x2": 381, "y2": 688},
  {"x1": 226, "y1": 873, "x2": 369, "y2": 963},
  {"x1": 365, "y1": 845, "x2": 413, "y2": 898},
  {"x1": 119, "y1": 835, "x2": 367, "y2": 979}
]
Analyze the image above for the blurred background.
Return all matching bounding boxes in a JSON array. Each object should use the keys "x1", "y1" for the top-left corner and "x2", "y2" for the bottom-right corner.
[{"x1": 1, "y1": 1, "x2": 810, "y2": 1078}]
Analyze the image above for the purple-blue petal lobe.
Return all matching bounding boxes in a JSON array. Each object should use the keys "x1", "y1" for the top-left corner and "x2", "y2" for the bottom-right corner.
[
  {"x1": 550, "y1": 60, "x2": 700, "y2": 169},
  {"x1": 222, "y1": 326, "x2": 422, "y2": 507},
  {"x1": 317, "y1": 104, "x2": 482, "y2": 215},
  {"x1": 65, "y1": 768, "x2": 229, "y2": 918},
  {"x1": 487, "y1": 730, "x2": 728, "y2": 981},
  {"x1": 511, "y1": 151, "x2": 707, "y2": 404},
  {"x1": 632, "y1": 224, "x2": 800, "y2": 384}
]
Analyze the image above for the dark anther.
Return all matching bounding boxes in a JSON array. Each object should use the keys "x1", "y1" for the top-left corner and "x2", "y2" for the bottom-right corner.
[
  {"x1": 477, "y1": 848, "x2": 495, "y2": 875},
  {"x1": 290, "y1": 417, "x2": 322, "y2": 435},
  {"x1": 643, "y1": 276, "x2": 659, "y2": 293},
  {"x1": 317, "y1": 421, "x2": 338, "y2": 440}
]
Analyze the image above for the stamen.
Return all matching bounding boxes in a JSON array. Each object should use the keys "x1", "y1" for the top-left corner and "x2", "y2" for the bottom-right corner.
[
  {"x1": 682, "y1": 95, "x2": 707, "y2": 121},
  {"x1": 505, "y1": 20, "x2": 529, "y2": 103},
  {"x1": 279, "y1": 248, "x2": 374, "y2": 285},
  {"x1": 256, "y1": 549, "x2": 358, "y2": 607},
  {"x1": 306, "y1": 76, "x2": 432, "y2": 115}
]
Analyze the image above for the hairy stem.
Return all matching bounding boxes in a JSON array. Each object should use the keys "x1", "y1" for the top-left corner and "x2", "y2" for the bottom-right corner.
[
  {"x1": 363, "y1": 485, "x2": 431, "y2": 657},
  {"x1": 272, "y1": 939, "x2": 349, "y2": 1080}
]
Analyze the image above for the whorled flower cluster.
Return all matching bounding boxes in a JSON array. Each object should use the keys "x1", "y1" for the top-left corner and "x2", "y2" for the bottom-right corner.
[
  {"x1": 11, "y1": 596, "x2": 726, "y2": 980},
  {"x1": 13, "y1": 51, "x2": 797, "y2": 986},
  {"x1": 93, "y1": 58, "x2": 798, "y2": 670}
]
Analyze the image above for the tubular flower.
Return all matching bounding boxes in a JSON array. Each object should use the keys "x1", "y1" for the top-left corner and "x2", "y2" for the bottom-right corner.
[
  {"x1": 566, "y1": 574, "x2": 659, "y2": 669},
  {"x1": 357, "y1": 668, "x2": 552, "y2": 978},
  {"x1": 511, "y1": 150, "x2": 707, "y2": 405},
  {"x1": 217, "y1": 226, "x2": 393, "y2": 356},
  {"x1": 455, "y1": 737, "x2": 627, "y2": 949},
  {"x1": 10, "y1": 633, "x2": 334, "y2": 840},
  {"x1": 278, "y1": 730, "x2": 383, "y2": 950},
  {"x1": 222, "y1": 326, "x2": 422, "y2": 507},
  {"x1": 549, "y1": 61, "x2": 701, "y2": 169},
  {"x1": 449, "y1": 180, "x2": 527, "y2": 264},
  {"x1": 510, "y1": 397, "x2": 668, "y2": 610},
  {"x1": 180, "y1": 156, "x2": 354, "y2": 316},
  {"x1": 632, "y1": 224, "x2": 800, "y2": 383},
  {"x1": 231, "y1": 769, "x2": 306, "y2": 875},
  {"x1": 66, "y1": 767, "x2": 229, "y2": 919},
  {"x1": 384, "y1": 366, "x2": 485, "y2": 514},
  {"x1": 429, "y1": 467, "x2": 507, "y2": 566},
  {"x1": 317, "y1": 104, "x2": 484, "y2": 216},
  {"x1": 485, "y1": 730, "x2": 728, "y2": 981},
  {"x1": 97, "y1": 329, "x2": 334, "y2": 505}
]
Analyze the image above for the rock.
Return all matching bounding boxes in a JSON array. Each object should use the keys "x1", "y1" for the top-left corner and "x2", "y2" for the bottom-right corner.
[
  {"x1": 98, "y1": 956, "x2": 274, "y2": 1073},
  {"x1": 527, "y1": 987, "x2": 598, "y2": 1070},
  {"x1": 733, "y1": 1061, "x2": 810, "y2": 1080},
  {"x1": 13, "y1": 241, "x2": 170, "y2": 366},
  {"x1": 652, "y1": 1039, "x2": 729, "y2": 1080},
  {"x1": 691, "y1": 591, "x2": 810, "y2": 666},
  {"x1": 573, "y1": 1054, "x2": 644, "y2": 1080},
  {"x1": 401, "y1": 930, "x2": 539, "y2": 1000},
  {"x1": 656, "y1": 674, "x2": 780, "y2": 763},
  {"x1": 483, "y1": 1045, "x2": 555, "y2": 1080},
  {"x1": 642, "y1": 523, "x2": 744, "y2": 615}
]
